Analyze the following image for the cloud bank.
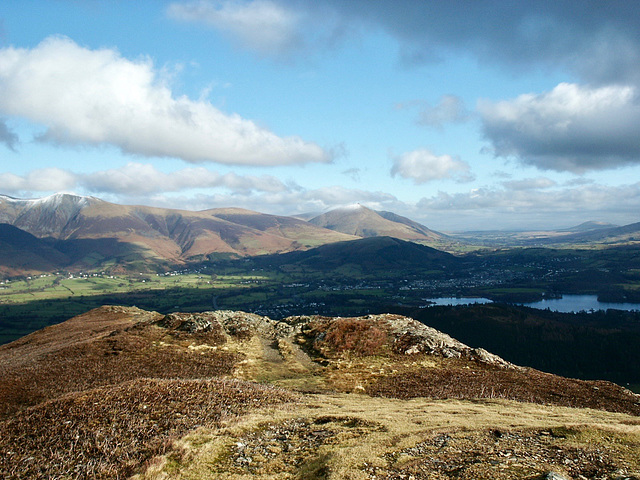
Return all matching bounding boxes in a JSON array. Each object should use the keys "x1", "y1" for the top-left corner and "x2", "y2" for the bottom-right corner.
[
  {"x1": 0, "y1": 163, "x2": 295, "y2": 196},
  {"x1": 0, "y1": 36, "x2": 329, "y2": 166}
]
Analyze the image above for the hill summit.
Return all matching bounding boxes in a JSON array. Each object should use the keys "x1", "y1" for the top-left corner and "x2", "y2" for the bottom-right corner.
[
  {"x1": 309, "y1": 204, "x2": 445, "y2": 242},
  {"x1": 1, "y1": 306, "x2": 638, "y2": 479}
]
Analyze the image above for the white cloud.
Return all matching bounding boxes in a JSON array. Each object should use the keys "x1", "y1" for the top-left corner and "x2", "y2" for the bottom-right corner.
[
  {"x1": 479, "y1": 83, "x2": 640, "y2": 172},
  {"x1": 0, "y1": 168, "x2": 77, "y2": 193},
  {"x1": 416, "y1": 182, "x2": 640, "y2": 229},
  {"x1": 0, "y1": 163, "x2": 296, "y2": 197},
  {"x1": 84, "y1": 163, "x2": 293, "y2": 194},
  {"x1": 0, "y1": 36, "x2": 330, "y2": 166},
  {"x1": 390, "y1": 148, "x2": 473, "y2": 184},
  {"x1": 167, "y1": 0, "x2": 302, "y2": 56}
]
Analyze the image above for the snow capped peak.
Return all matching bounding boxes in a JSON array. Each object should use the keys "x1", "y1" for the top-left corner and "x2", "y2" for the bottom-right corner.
[
  {"x1": 31, "y1": 192, "x2": 87, "y2": 207},
  {"x1": 0, "y1": 193, "x2": 101, "y2": 214}
]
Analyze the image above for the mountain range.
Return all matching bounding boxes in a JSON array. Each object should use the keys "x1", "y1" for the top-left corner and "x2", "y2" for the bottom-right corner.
[
  {"x1": 0, "y1": 194, "x2": 446, "y2": 274},
  {"x1": 1, "y1": 193, "x2": 639, "y2": 275}
]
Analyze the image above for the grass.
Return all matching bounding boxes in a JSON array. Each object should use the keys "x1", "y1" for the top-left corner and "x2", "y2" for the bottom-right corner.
[
  {"x1": 0, "y1": 273, "x2": 272, "y2": 305},
  {"x1": 135, "y1": 394, "x2": 640, "y2": 480},
  {"x1": 0, "y1": 378, "x2": 296, "y2": 480}
]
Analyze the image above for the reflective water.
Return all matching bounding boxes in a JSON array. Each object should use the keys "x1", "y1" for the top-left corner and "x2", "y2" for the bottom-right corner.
[
  {"x1": 422, "y1": 297, "x2": 492, "y2": 307},
  {"x1": 423, "y1": 295, "x2": 640, "y2": 312},
  {"x1": 521, "y1": 294, "x2": 640, "y2": 313}
]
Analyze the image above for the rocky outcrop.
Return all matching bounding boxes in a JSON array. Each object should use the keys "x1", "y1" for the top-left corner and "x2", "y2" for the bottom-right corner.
[{"x1": 155, "y1": 311, "x2": 515, "y2": 368}]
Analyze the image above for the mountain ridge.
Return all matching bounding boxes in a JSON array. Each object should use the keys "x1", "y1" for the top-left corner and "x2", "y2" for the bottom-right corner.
[
  {"x1": 0, "y1": 194, "x2": 358, "y2": 271},
  {"x1": 0, "y1": 195, "x2": 453, "y2": 274}
]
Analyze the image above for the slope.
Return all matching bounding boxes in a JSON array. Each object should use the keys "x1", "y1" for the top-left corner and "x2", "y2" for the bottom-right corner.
[
  {"x1": 0, "y1": 224, "x2": 69, "y2": 275},
  {"x1": 0, "y1": 194, "x2": 357, "y2": 271},
  {"x1": 1, "y1": 307, "x2": 638, "y2": 479},
  {"x1": 254, "y1": 235, "x2": 457, "y2": 273},
  {"x1": 309, "y1": 204, "x2": 445, "y2": 242}
]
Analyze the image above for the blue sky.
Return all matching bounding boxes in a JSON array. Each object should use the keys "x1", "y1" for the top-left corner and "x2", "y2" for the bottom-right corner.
[{"x1": 1, "y1": 1, "x2": 640, "y2": 231}]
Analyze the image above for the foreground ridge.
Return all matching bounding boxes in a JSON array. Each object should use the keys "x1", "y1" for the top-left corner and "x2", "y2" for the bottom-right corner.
[{"x1": 0, "y1": 306, "x2": 639, "y2": 479}]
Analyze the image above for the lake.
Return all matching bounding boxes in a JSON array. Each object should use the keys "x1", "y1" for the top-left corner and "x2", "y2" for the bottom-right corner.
[
  {"x1": 423, "y1": 295, "x2": 640, "y2": 313},
  {"x1": 521, "y1": 294, "x2": 640, "y2": 313}
]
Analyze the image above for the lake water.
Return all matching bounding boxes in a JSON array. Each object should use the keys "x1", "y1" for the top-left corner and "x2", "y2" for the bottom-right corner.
[
  {"x1": 422, "y1": 297, "x2": 493, "y2": 307},
  {"x1": 423, "y1": 295, "x2": 640, "y2": 313},
  {"x1": 521, "y1": 294, "x2": 640, "y2": 313}
]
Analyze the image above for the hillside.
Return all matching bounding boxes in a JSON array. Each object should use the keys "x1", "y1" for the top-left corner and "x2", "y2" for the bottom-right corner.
[
  {"x1": 550, "y1": 221, "x2": 640, "y2": 245},
  {"x1": 0, "y1": 194, "x2": 355, "y2": 272},
  {"x1": 0, "y1": 224, "x2": 68, "y2": 275},
  {"x1": 1, "y1": 306, "x2": 638, "y2": 479},
  {"x1": 252, "y1": 235, "x2": 458, "y2": 274},
  {"x1": 562, "y1": 221, "x2": 619, "y2": 232},
  {"x1": 309, "y1": 204, "x2": 445, "y2": 242}
]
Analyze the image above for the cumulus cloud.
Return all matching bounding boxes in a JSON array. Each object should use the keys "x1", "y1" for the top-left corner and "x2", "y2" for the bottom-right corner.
[
  {"x1": 167, "y1": 0, "x2": 302, "y2": 56},
  {"x1": 391, "y1": 149, "x2": 473, "y2": 184},
  {"x1": 342, "y1": 167, "x2": 361, "y2": 181},
  {"x1": 0, "y1": 168, "x2": 77, "y2": 193},
  {"x1": 0, "y1": 36, "x2": 329, "y2": 166},
  {"x1": 479, "y1": 83, "x2": 640, "y2": 172}
]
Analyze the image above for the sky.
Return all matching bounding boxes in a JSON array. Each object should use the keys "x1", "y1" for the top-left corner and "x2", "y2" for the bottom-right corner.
[{"x1": 1, "y1": 1, "x2": 640, "y2": 231}]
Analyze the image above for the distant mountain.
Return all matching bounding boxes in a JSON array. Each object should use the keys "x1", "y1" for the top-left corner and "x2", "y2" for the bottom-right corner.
[
  {"x1": 0, "y1": 194, "x2": 355, "y2": 272},
  {"x1": 203, "y1": 207, "x2": 358, "y2": 248},
  {"x1": 309, "y1": 205, "x2": 445, "y2": 242},
  {"x1": 254, "y1": 236, "x2": 457, "y2": 273},
  {"x1": 553, "y1": 221, "x2": 640, "y2": 244},
  {"x1": 562, "y1": 221, "x2": 619, "y2": 232},
  {"x1": 0, "y1": 193, "x2": 101, "y2": 238}
]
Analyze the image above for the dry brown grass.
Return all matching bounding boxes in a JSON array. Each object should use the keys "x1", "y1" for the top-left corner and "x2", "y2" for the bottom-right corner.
[
  {"x1": 2, "y1": 307, "x2": 640, "y2": 479},
  {"x1": 304, "y1": 317, "x2": 390, "y2": 357},
  {"x1": 0, "y1": 317, "x2": 241, "y2": 419},
  {"x1": 365, "y1": 357, "x2": 640, "y2": 416},
  {"x1": 0, "y1": 378, "x2": 296, "y2": 480},
  {"x1": 138, "y1": 393, "x2": 640, "y2": 480}
]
